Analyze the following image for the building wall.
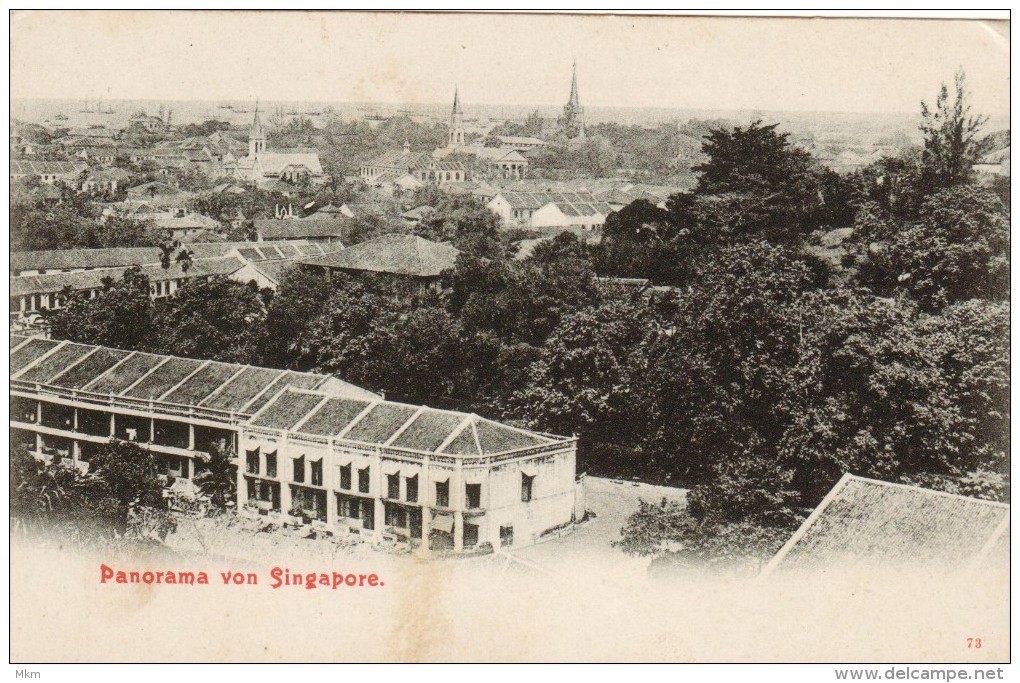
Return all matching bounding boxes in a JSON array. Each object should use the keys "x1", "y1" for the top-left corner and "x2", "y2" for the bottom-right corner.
[
  {"x1": 237, "y1": 428, "x2": 577, "y2": 553},
  {"x1": 9, "y1": 393, "x2": 237, "y2": 484}
]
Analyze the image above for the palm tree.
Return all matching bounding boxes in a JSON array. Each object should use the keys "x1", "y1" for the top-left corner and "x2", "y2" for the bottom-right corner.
[{"x1": 193, "y1": 442, "x2": 237, "y2": 511}]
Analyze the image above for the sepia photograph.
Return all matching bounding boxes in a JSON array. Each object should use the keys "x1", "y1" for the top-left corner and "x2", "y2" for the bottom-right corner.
[{"x1": 6, "y1": 9, "x2": 1011, "y2": 671}]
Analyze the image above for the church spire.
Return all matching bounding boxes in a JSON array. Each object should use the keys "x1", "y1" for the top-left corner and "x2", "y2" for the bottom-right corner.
[
  {"x1": 560, "y1": 62, "x2": 585, "y2": 140},
  {"x1": 569, "y1": 61, "x2": 580, "y2": 106},
  {"x1": 452, "y1": 85, "x2": 463, "y2": 116},
  {"x1": 448, "y1": 86, "x2": 465, "y2": 148},
  {"x1": 249, "y1": 99, "x2": 266, "y2": 157}
]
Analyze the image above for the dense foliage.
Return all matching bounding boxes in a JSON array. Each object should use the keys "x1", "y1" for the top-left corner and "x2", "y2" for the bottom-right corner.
[{"x1": 40, "y1": 73, "x2": 1009, "y2": 569}]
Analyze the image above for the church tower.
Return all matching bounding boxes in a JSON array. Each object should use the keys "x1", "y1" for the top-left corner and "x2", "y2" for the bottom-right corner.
[
  {"x1": 249, "y1": 101, "x2": 266, "y2": 158},
  {"x1": 560, "y1": 61, "x2": 586, "y2": 139},
  {"x1": 448, "y1": 87, "x2": 465, "y2": 148}
]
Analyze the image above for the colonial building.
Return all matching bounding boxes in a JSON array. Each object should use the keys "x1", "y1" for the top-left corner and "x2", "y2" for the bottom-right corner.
[
  {"x1": 240, "y1": 387, "x2": 579, "y2": 552},
  {"x1": 10, "y1": 160, "x2": 87, "y2": 186},
  {"x1": 10, "y1": 334, "x2": 377, "y2": 493},
  {"x1": 10, "y1": 336, "x2": 581, "y2": 554},
  {"x1": 230, "y1": 105, "x2": 328, "y2": 187},
  {"x1": 487, "y1": 190, "x2": 611, "y2": 231},
  {"x1": 360, "y1": 142, "x2": 467, "y2": 191},
  {"x1": 299, "y1": 233, "x2": 460, "y2": 296},
  {"x1": 9, "y1": 240, "x2": 342, "y2": 330}
]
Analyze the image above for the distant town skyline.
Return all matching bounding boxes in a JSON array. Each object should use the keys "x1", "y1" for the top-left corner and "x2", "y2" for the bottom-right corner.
[{"x1": 10, "y1": 11, "x2": 1011, "y2": 115}]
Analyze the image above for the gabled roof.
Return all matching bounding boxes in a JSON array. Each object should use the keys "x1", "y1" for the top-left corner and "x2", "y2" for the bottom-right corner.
[
  {"x1": 459, "y1": 146, "x2": 528, "y2": 163},
  {"x1": 364, "y1": 149, "x2": 431, "y2": 170},
  {"x1": 9, "y1": 335, "x2": 378, "y2": 414},
  {"x1": 253, "y1": 218, "x2": 350, "y2": 241},
  {"x1": 257, "y1": 150, "x2": 323, "y2": 175},
  {"x1": 10, "y1": 257, "x2": 246, "y2": 298},
  {"x1": 491, "y1": 190, "x2": 612, "y2": 216},
  {"x1": 151, "y1": 213, "x2": 220, "y2": 231},
  {"x1": 249, "y1": 387, "x2": 570, "y2": 458},
  {"x1": 762, "y1": 474, "x2": 1010, "y2": 577},
  {"x1": 299, "y1": 233, "x2": 459, "y2": 278},
  {"x1": 10, "y1": 160, "x2": 87, "y2": 176}
]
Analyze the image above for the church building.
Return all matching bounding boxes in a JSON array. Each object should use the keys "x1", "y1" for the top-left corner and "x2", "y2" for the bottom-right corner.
[{"x1": 230, "y1": 104, "x2": 329, "y2": 188}]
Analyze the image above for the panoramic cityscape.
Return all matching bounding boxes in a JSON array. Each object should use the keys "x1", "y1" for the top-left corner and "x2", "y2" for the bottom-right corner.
[{"x1": 8, "y1": 10, "x2": 1010, "y2": 665}]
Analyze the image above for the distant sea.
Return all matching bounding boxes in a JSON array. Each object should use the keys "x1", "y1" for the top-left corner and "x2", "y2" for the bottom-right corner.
[{"x1": 10, "y1": 98, "x2": 1009, "y2": 144}]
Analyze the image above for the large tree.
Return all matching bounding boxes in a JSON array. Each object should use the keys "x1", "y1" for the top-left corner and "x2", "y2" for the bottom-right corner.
[
  {"x1": 47, "y1": 267, "x2": 154, "y2": 349},
  {"x1": 918, "y1": 70, "x2": 987, "y2": 194}
]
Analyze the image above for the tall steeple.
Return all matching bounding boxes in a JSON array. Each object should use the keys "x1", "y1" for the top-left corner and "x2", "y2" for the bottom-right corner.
[
  {"x1": 448, "y1": 86, "x2": 465, "y2": 147},
  {"x1": 560, "y1": 62, "x2": 585, "y2": 140},
  {"x1": 249, "y1": 100, "x2": 266, "y2": 158},
  {"x1": 569, "y1": 60, "x2": 580, "y2": 106}
]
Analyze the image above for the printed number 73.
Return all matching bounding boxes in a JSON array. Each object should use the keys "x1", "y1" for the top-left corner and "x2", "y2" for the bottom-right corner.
[{"x1": 966, "y1": 638, "x2": 983, "y2": 649}]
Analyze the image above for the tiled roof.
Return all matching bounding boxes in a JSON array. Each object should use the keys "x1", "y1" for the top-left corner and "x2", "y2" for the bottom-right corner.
[
  {"x1": 9, "y1": 240, "x2": 336, "y2": 276},
  {"x1": 151, "y1": 213, "x2": 221, "y2": 231},
  {"x1": 9, "y1": 335, "x2": 379, "y2": 414},
  {"x1": 364, "y1": 150, "x2": 431, "y2": 170},
  {"x1": 10, "y1": 257, "x2": 246, "y2": 297},
  {"x1": 299, "y1": 233, "x2": 459, "y2": 278},
  {"x1": 408, "y1": 158, "x2": 465, "y2": 172},
  {"x1": 458, "y1": 146, "x2": 527, "y2": 163},
  {"x1": 257, "y1": 151, "x2": 323, "y2": 175},
  {"x1": 253, "y1": 218, "x2": 350, "y2": 241},
  {"x1": 250, "y1": 387, "x2": 569, "y2": 457},
  {"x1": 493, "y1": 190, "x2": 611, "y2": 216},
  {"x1": 10, "y1": 160, "x2": 87, "y2": 176},
  {"x1": 85, "y1": 167, "x2": 132, "y2": 182},
  {"x1": 763, "y1": 474, "x2": 1010, "y2": 577}
]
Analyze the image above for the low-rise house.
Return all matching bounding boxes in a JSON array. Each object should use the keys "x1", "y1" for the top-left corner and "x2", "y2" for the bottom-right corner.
[
  {"x1": 300, "y1": 233, "x2": 460, "y2": 296},
  {"x1": 361, "y1": 145, "x2": 468, "y2": 191},
  {"x1": 252, "y1": 217, "x2": 350, "y2": 243},
  {"x1": 9, "y1": 257, "x2": 246, "y2": 321},
  {"x1": 81, "y1": 167, "x2": 132, "y2": 194},
  {"x1": 75, "y1": 147, "x2": 120, "y2": 164},
  {"x1": 10, "y1": 239, "x2": 339, "y2": 278},
  {"x1": 150, "y1": 212, "x2": 222, "y2": 240},
  {"x1": 129, "y1": 113, "x2": 166, "y2": 132},
  {"x1": 487, "y1": 190, "x2": 611, "y2": 231},
  {"x1": 10, "y1": 160, "x2": 87, "y2": 186},
  {"x1": 400, "y1": 205, "x2": 436, "y2": 226}
]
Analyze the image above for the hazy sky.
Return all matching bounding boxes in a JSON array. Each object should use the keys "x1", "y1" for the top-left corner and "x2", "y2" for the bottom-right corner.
[{"x1": 10, "y1": 11, "x2": 1011, "y2": 114}]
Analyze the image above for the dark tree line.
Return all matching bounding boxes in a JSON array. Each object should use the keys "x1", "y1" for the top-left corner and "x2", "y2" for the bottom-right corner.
[{"x1": 43, "y1": 72, "x2": 1009, "y2": 570}]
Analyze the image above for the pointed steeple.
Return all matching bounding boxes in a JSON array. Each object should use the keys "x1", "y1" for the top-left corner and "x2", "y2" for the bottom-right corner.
[
  {"x1": 569, "y1": 61, "x2": 580, "y2": 106},
  {"x1": 448, "y1": 86, "x2": 465, "y2": 148},
  {"x1": 561, "y1": 62, "x2": 585, "y2": 140},
  {"x1": 249, "y1": 99, "x2": 266, "y2": 158},
  {"x1": 452, "y1": 85, "x2": 463, "y2": 116}
]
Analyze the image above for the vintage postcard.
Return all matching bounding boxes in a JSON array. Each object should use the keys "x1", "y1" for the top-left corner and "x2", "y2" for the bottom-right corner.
[{"x1": 7, "y1": 10, "x2": 1011, "y2": 668}]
